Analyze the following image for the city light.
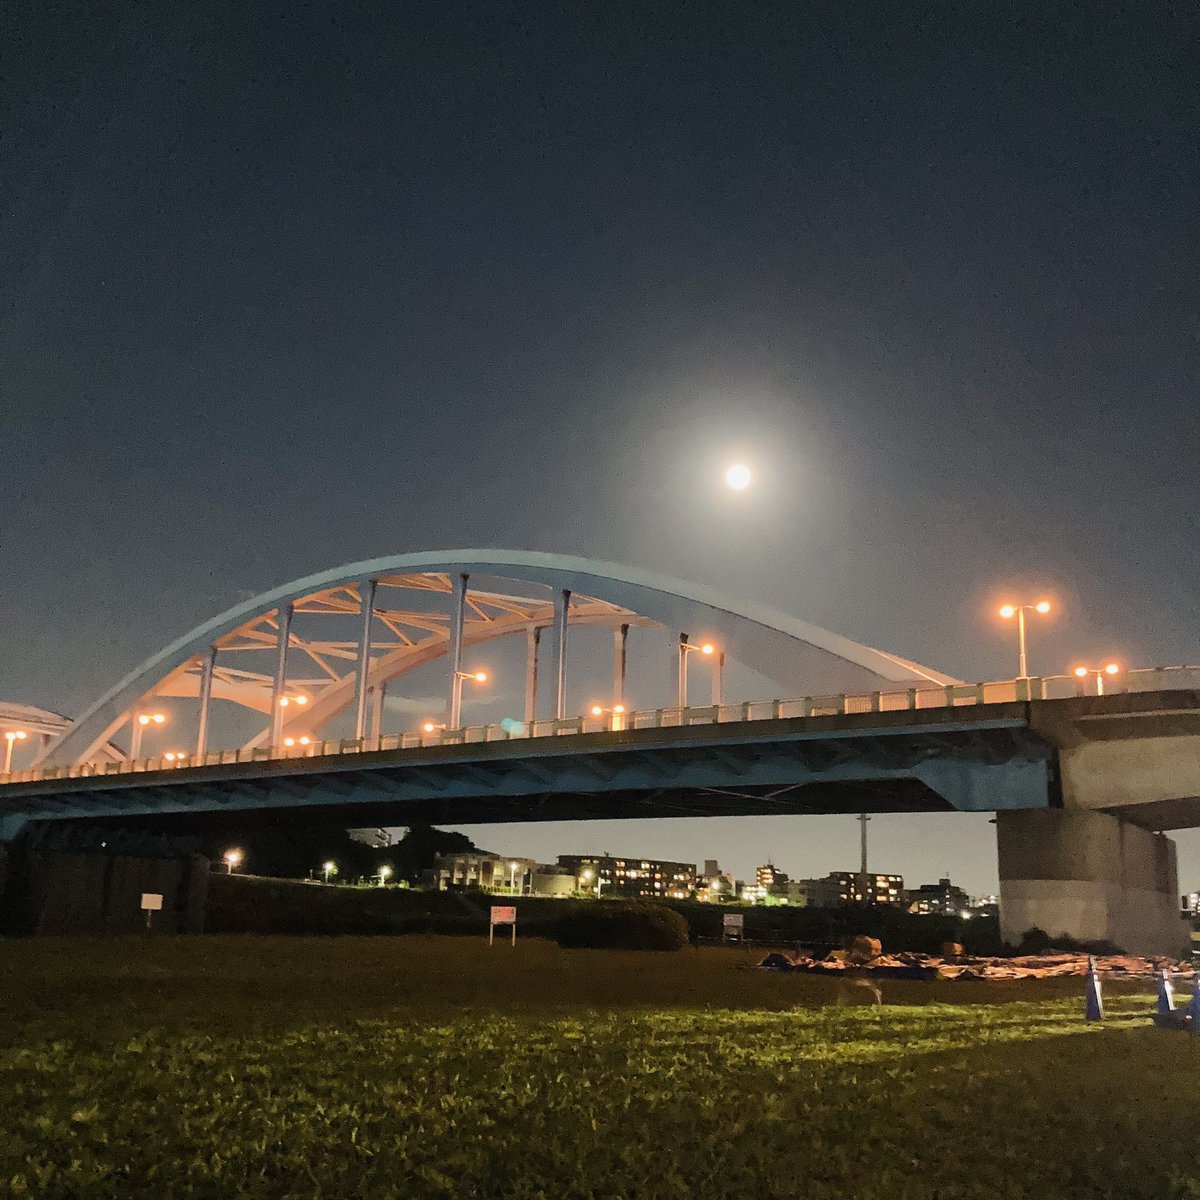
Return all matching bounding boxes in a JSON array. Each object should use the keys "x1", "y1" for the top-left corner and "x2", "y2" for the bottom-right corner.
[
  {"x1": 322, "y1": 860, "x2": 337, "y2": 883},
  {"x1": 223, "y1": 848, "x2": 243, "y2": 874},
  {"x1": 278, "y1": 694, "x2": 308, "y2": 707},
  {"x1": 725, "y1": 463, "x2": 751, "y2": 490},
  {"x1": 421, "y1": 721, "x2": 445, "y2": 734},
  {"x1": 163, "y1": 751, "x2": 187, "y2": 764},
  {"x1": 378, "y1": 864, "x2": 393, "y2": 887}
]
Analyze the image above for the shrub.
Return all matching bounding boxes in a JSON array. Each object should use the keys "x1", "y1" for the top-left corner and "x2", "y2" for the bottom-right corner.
[{"x1": 554, "y1": 901, "x2": 690, "y2": 951}]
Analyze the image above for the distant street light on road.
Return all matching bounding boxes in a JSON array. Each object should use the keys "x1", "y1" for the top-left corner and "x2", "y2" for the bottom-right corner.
[
  {"x1": 223, "y1": 848, "x2": 243, "y2": 874},
  {"x1": 129, "y1": 711, "x2": 167, "y2": 760},
  {"x1": 998, "y1": 601, "x2": 1052, "y2": 678},
  {"x1": 1074, "y1": 662, "x2": 1120, "y2": 696},
  {"x1": 3, "y1": 729, "x2": 28, "y2": 773},
  {"x1": 449, "y1": 669, "x2": 489, "y2": 730}
]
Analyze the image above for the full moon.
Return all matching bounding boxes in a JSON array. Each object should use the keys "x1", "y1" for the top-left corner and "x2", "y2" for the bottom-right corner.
[{"x1": 725, "y1": 463, "x2": 752, "y2": 490}]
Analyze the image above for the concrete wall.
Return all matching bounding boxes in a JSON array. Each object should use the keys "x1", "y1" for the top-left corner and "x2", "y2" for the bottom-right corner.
[
  {"x1": 1058, "y1": 735, "x2": 1200, "y2": 819},
  {"x1": 0, "y1": 847, "x2": 209, "y2": 936},
  {"x1": 997, "y1": 808, "x2": 1189, "y2": 955}
]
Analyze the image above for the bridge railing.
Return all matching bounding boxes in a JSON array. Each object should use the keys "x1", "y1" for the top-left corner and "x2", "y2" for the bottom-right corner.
[{"x1": 5, "y1": 665, "x2": 1200, "y2": 787}]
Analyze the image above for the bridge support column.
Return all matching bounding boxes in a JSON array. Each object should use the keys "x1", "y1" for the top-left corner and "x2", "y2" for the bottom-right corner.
[
  {"x1": 447, "y1": 573, "x2": 468, "y2": 728},
  {"x1": 524, "y1": 626, "x2": 540, "y2": 724},
  {"x1": 553, "y1": 589, "x2": 570, "y2": 720},
  {"x1": 353, "y1": 579, "x2": 377, "y2": 740},
  {"x1": 613, "y1": 623, "x2": 628, "y2": 708},
  {"x1": 269, "y1": 602, "x2": 295, "y2": 748},
  {"x1": 997, "y1": 808, "x2": 1189, "y2": 955},
  {"x1": 195, "y1": 644, "x2": 217, "y2": 759}
]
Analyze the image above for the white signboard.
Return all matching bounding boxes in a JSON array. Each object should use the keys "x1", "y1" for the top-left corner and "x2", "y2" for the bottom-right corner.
[
  {"x1": 141, "y1": 892, "x2": 164, "y2": 931},
  {"x1": 722, "y1": 912, "x2": 744, "y2": 942},
  {"x1": 490, "y1": 905, "x2": 517, "y2": 945}
]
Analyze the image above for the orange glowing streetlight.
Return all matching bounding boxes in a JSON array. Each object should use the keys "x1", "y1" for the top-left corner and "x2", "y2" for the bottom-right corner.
[
  {"x1": 448, "y1": 668, "x2": 489, "y2": 729},
  {"x1": 3, "y1": 729, "x2": 28, "y2": 773},
  {"x1": 998, "y1": 600, "x2": 1052, "y2": 678},
  {"x1": 129, "y1": 710, "x2": 167, "y2": 759},
  {"x1": 223, "y1": 848, "x2": 244, "y2": 874},
  {"x1": 589, "y1": 702, "x2": 627, "y2": 731},
  {"x1": 678, "y1": 637, "x2": 723, "y2": 707},
  {"x1": 1074, "y1": 662, "x2": 1120, "y2": 695}
]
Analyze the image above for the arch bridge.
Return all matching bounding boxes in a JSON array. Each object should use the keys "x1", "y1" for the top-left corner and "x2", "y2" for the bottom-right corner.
[{"x1": 35, "y1": 550, "x2": 956, "y2": 771}]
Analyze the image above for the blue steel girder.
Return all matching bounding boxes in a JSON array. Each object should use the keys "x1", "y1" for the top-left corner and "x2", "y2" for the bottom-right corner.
[{"x1": 0, "y1": 711, "x2": 1054, "y2": 831}]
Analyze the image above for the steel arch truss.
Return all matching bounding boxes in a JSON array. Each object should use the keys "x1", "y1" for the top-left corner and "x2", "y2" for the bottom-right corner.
[{"x1": 38, "y1": 549, "x2": 957, "y2": 768}]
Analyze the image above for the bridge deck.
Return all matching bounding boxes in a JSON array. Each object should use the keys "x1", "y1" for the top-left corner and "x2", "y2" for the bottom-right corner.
[{"x1": 0, "y1": 702, "x2": 1056, "y2": 834}]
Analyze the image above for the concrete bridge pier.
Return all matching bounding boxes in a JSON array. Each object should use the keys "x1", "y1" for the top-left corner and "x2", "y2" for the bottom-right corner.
[{"x1": 997, "y1": 808, "x2": 1188, "y2": 955}]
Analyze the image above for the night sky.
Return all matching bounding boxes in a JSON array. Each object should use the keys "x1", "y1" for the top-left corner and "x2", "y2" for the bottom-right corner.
[{"x1": 4, "y1": 3, "x2": 1198, "y2": 892}]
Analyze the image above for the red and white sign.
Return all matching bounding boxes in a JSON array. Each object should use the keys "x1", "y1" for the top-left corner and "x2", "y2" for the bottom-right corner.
[{"x1": 489, "y1": 905, "x2": 517, "y2": 945}]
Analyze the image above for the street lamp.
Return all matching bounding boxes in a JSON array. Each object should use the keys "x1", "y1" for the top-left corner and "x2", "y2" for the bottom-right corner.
[
  {"x1": 3, "y1": 729, "x2": 28, "y2": 773},
  {"x1": 1074, "y1": 662, "x2": 1120, "y2": 696},
  {"x1": 378, "y1": 864, "x2": 393, "y2": 888},
  {"x1": 322, "y1": 860, "x2": 337, "y2": 884},
  {"x1": 277, "y1": 694, "x2": 309, "y2": 708},
  {"x1": 223, "y1": 848, "x2": 243, "y2": 874},
  {"x1": 508, "y1": 859, "x2": 523, "y2": 895},
  {"x1": 282, "y1": 735, "x2": 313, "y2": 753},
  {"x1": 163, "y1": 751, "x2": 188, "y2": 766},
  {"x1": 678, "y1": 637, "x2": 723, "y2": 707},
  {"x1": 449, "y1": 669, "x2": 489, "y2": 729},
  {"x1": 998, "y1": 601, "x2": 1052, "y2": 678},
  {"x1": 129, "y1": 711, "x2": 167, "y2": 759},
  {"x1": 589, "y1": 702, "x2": 626, "y2": 730}
]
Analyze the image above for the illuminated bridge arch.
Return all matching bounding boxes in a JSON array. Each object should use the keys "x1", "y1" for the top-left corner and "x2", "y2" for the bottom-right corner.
[{"x1": 40, "y1": 550, "x2": 955, "y2": 767}]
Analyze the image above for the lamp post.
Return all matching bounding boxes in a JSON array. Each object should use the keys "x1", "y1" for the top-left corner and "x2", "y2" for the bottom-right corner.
[
  {"x1": 3, "y1": 729, "x2": 28, "y2": 773},
  {"x1": 449, "y1": 670, "x2": 489, "y2": 730},
  {"x1": 163, "y1": 751, "x2": 188, "y2": 767},
  {"x1": 508, "y1": 860, "x2": 523, "y2": 895},
  {"x1": 998, "y1": 601, "x2": 1051, "y2": 678},
  {"x1": 678, "y1": 637, "x2": 719, "y2": 708},
  {"x1": 322, "y1": 860, "x2": 337, "y2": 884},
  {"x1": 129, "y1": 711, "x2": 167, "y2": 760},
  {"x1": 1074, "y1": 662, "x2": 1120, "y2": 696},
  {"x1": 589, "y1": 703, "x2": 626, "y2": 731},
  {"x1": 378, "y1": 864, "x2": 393, "y2": 888},
  {"x1": 223, "y1": 848, "x2": 243, "y2": 875}
]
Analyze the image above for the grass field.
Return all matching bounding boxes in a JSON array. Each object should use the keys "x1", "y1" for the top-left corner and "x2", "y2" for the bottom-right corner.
[{"x1": 1, "y1": 936, "x2": 1195, "y2": 1199}]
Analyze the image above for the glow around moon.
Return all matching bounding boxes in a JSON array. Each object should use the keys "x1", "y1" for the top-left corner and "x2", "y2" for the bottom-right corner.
[{"x1": 725, "y1": 463, "x2": 752, "y2": 490}]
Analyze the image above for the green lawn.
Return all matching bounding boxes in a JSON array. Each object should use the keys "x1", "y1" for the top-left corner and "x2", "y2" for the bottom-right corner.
[{"x1": 0, "y1": 936, "x2": 1193, "y2": 1199}]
